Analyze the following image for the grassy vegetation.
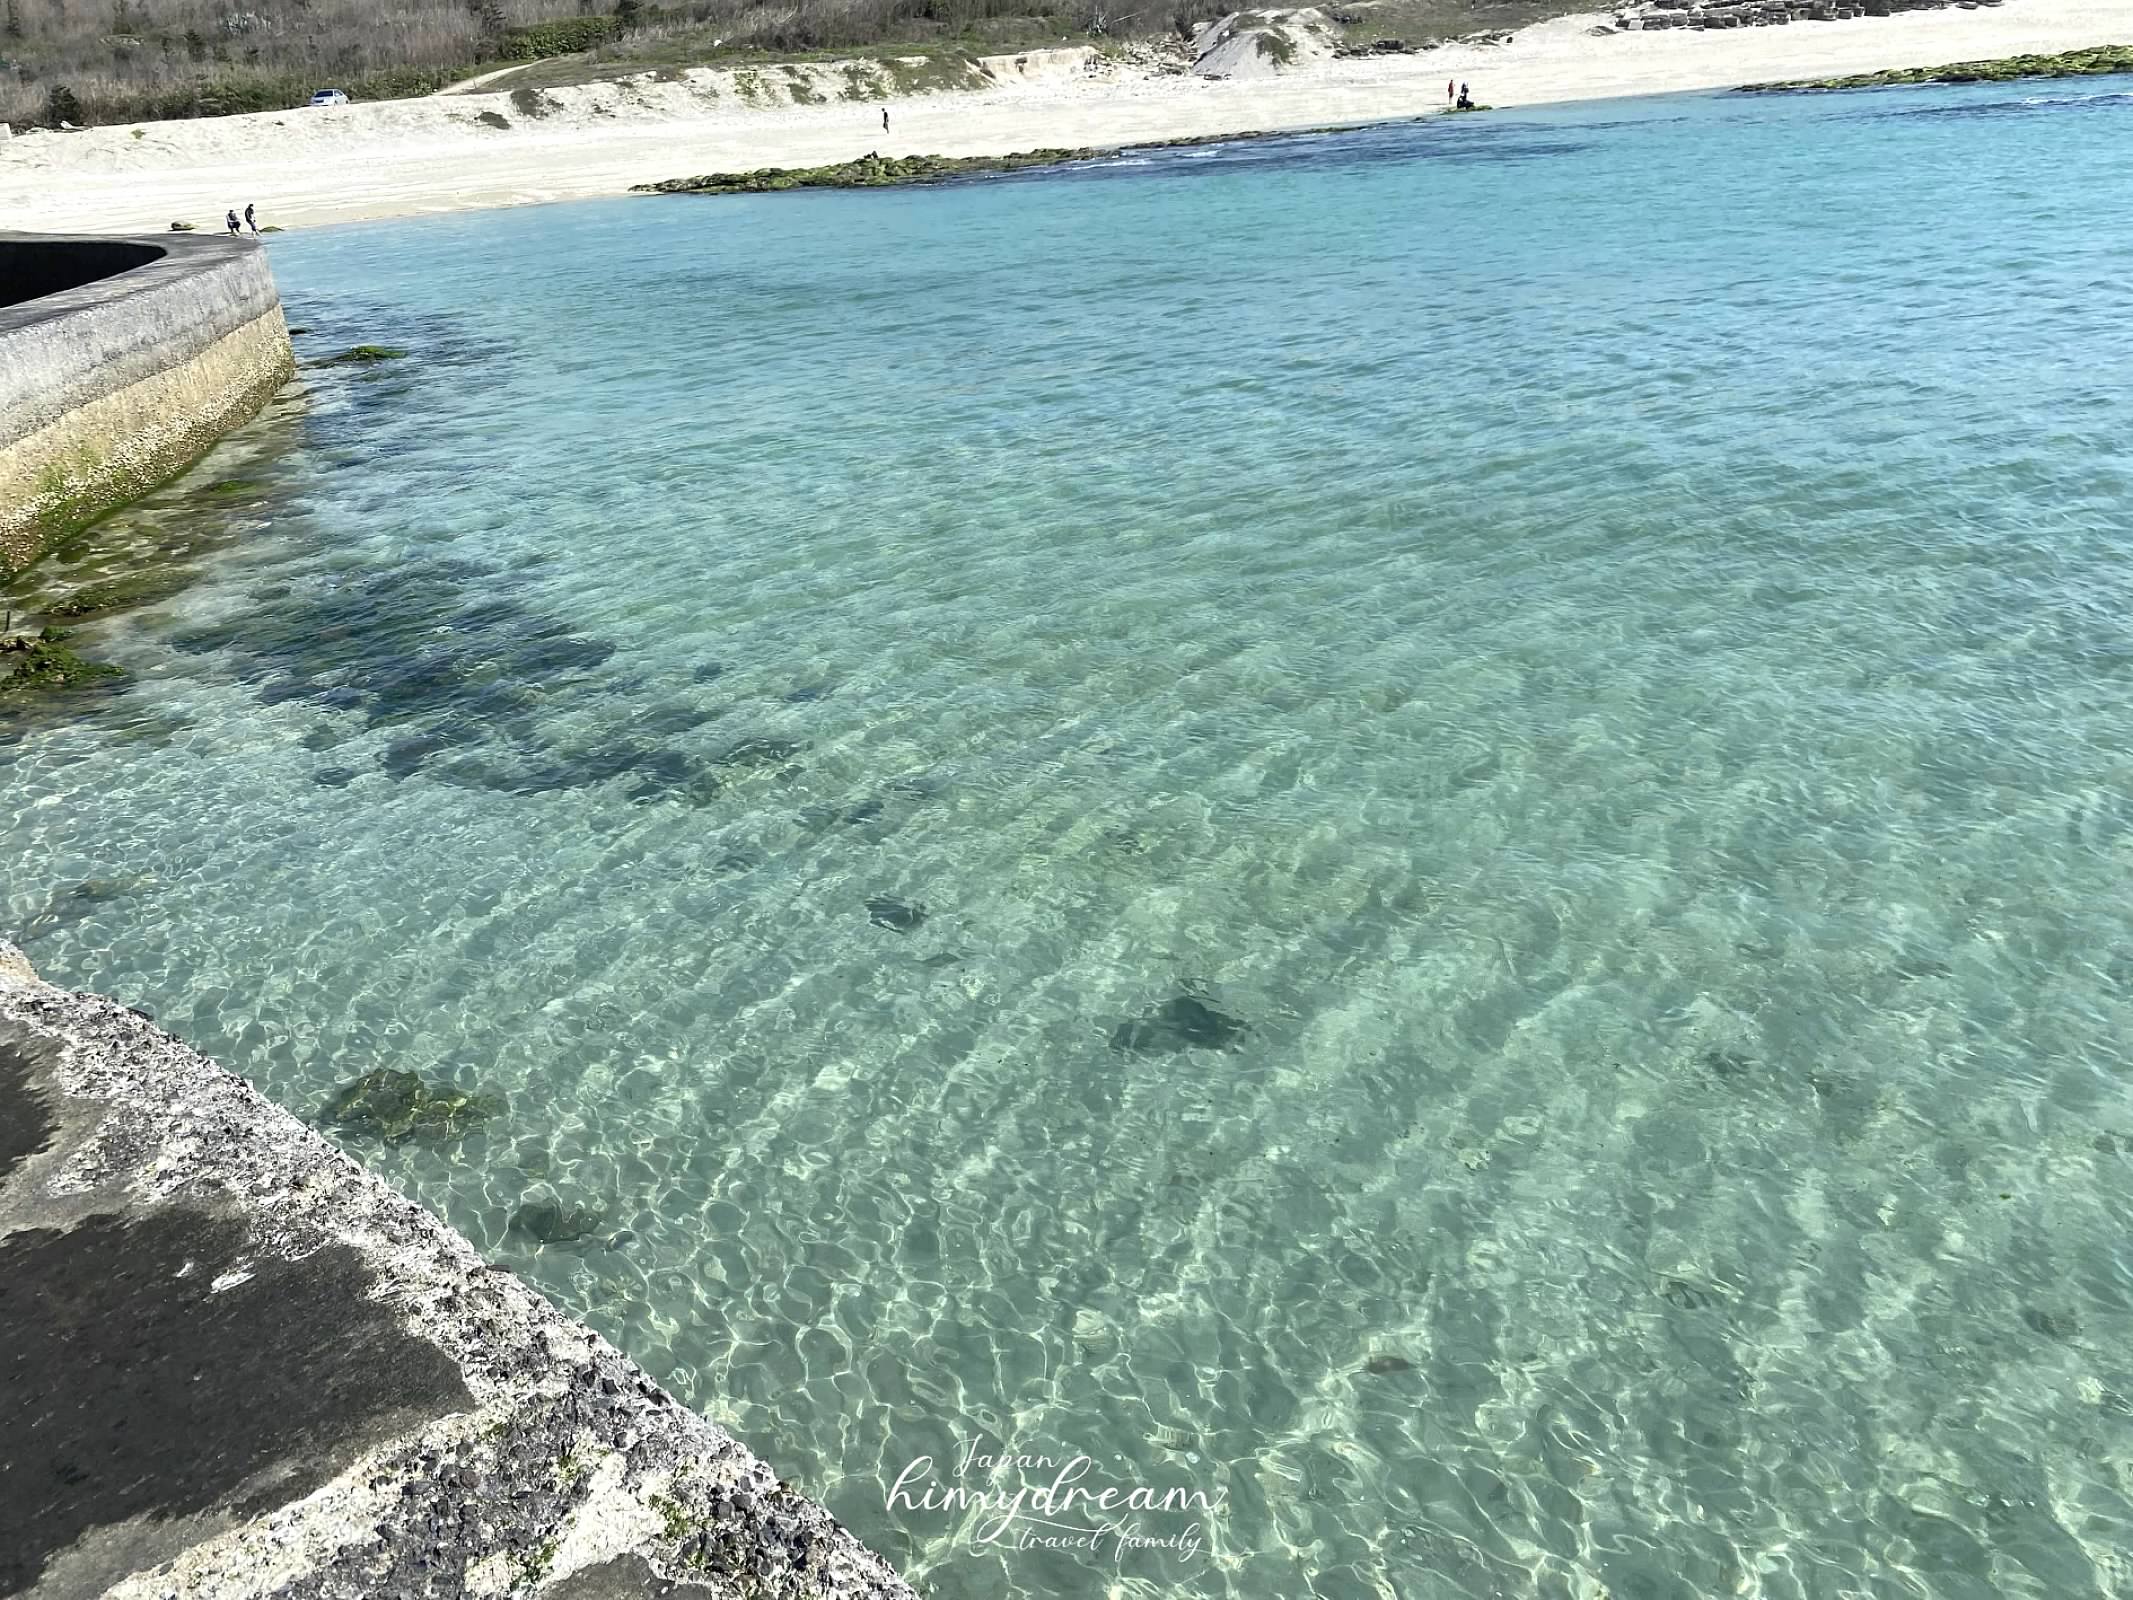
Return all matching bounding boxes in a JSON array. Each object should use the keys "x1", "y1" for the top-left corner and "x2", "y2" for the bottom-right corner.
[
  {"x1": 1744, "y1": 43, "x2": 2133, "y2": 91},
  {"x1": 1, "y1": 0, "x2": 1232, "y2": 128},
  {"x1": 0, "y1": 0, "x2": 1600, "y2": 129},
  {"x1": 1320, "y1": 0, "x2": 1588, "y2": 48},
  {"x1": 635, "y1": 145, "x2": 1105, "y2": 192},
  {"x1": 494, "y1": 27, "x2": 1038, "y2": 93}
]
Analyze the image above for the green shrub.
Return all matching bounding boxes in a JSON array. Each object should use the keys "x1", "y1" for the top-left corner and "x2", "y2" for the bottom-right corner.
[
  {"x1": 502, "y1": 16, "x2": 621, "y2": 58},
  {"x1": 41, "y1": 82, "x2": 83, "y2": 126}
]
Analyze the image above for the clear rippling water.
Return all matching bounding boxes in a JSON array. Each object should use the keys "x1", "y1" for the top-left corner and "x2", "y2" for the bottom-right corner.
[{"x1": 8, "y1": 76, "x2": 2133, "y2": 1600}]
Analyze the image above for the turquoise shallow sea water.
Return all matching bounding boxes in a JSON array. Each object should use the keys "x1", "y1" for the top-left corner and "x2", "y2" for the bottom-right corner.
[{"x1": 10, "y1": 76, "x2": 2133, "y2": 1598}]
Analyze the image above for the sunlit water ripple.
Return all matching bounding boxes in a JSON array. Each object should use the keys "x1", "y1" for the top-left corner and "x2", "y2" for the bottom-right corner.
[{"x1": 8, "y1": 78, "x2": 2133, "y2": 1600}]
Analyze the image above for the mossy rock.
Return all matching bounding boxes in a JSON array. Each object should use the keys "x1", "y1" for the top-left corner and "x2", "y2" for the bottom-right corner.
[
  {"x1": 0, "y1": 627, "x2": 125, "y2": 697},
  {"x1": 167, "y1": 220, "x2": 196, "y2": 231},
  {"x1": 634, "y1": 147, "x2": 1109, "y2": 197},
  {"x1": 1745, "y1": 43, "x2": 2133, "y2": 91},
  {"x1": 476, "y1": 110, "x2": 511, "y2": 129},
  {"x1": 316, "y1": 345, "x2": 409, "y2": 367},
  {"x1": 43, "y1": 570, "x2": 192, "y2": 620},
  {"x1": 866, "y1": 895, "x2": 926, "y2": 932},
  {"x1": 326, "y1": 1067, "x2": 501, "y2": 1141},
  {"x1": 199, "y1": 478, "x2": 264, "y2": 497}
]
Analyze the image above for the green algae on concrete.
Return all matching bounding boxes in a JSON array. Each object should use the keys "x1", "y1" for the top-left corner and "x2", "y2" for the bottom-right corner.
[
  {"x1": 634, "y1": 147, "x2": 1106, "y2": 195},
  {"x1": 1744, "y1": 43, "x2": 2133, "y2": 91}
]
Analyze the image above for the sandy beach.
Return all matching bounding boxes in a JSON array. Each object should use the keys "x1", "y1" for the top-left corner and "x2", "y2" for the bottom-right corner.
[{"x1": 2, "y1": 0, "x2": 2128, "y2": 232}]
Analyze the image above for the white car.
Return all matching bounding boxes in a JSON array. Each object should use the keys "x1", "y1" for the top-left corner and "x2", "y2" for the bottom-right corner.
[{"x1": 308, "y1": 89, "x2": 350, "y2": 106}]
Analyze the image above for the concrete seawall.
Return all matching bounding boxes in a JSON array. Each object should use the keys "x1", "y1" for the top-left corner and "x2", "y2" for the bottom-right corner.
[
  {"x1": 0, "y1": 231, "x2": 294, "y2": 577},
  {"x1": 0, "y1": 943, "x2": 917, "y2": 1600}
]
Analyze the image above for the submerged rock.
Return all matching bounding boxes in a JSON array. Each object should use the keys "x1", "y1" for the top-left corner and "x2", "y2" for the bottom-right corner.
[
  {"x1": 1109, "y1": 995, "x2": 1249, "y2": 1054},
  {"x1": 315, "y1": 345, "x2": 409, "y2": 367},
  {"x1": 1362, "y1": 1354, "x2": 1414, "y2": 1376},
  {"x1": 381, "y1": 727, "x2": 472, "y2": 778},
  {"x1": 866, "y1": 896, "x2": 927, "y2": 933},
  {"x1": 326, "y1": 1068, "x2": 500, "y2": 1142},
  {"x1": 509, "y1": 1196, "x2": 607, "y2": 1245},
  {"x1": 0, "y1": 627, "x2": 124, "y2": 697}
]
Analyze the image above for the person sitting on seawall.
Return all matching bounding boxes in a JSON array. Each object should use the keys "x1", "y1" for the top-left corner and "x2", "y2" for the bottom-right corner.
[
  {"x1": 1456, "y1": 83, "x2": 1474, "y2": 109},
  {"x1": 225, "y1": 208, "x2": 241, "y2": 235}
]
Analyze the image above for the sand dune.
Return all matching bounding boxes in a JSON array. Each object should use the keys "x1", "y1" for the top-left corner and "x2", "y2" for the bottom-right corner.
[{"x1": 3, "y1": 0, "x2": 2128, "y2": 233}]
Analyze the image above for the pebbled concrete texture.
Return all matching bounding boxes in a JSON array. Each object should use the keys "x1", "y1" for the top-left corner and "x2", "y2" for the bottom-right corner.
[
  {"x1": 0, "y1": 943, "x2": 917, "y2": 1600},
  {"x1": 0, "y1": 232, "x2": 295, "y2": 576}
]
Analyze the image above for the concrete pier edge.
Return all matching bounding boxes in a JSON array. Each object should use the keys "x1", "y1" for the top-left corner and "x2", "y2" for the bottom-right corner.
[
  {"x1": 0, "y1": 232, "x2": 295, "y2": 577},
  {"x1": 0, "y1": 942, "x2": 918, "y2": 1600}
]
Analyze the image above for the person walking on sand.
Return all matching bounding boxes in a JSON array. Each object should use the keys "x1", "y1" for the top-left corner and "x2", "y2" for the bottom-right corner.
[
  {"x1": 243, "y1": 202, "x2": 258, "y2": 235},
  {"x1": 1447, "y1": 79, "x2": 1455, "y2": 103},
  {"x1": 882, "y1": 106, "x2": 890, "y2": 134},
  {"x1": 225, "y1": 208, "x2": 240, "y2": 235}
]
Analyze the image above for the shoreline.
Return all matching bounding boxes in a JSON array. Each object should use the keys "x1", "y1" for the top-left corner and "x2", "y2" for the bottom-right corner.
[{"x1": 2, "y1": 0, "x2": 2129, "y2": 233}]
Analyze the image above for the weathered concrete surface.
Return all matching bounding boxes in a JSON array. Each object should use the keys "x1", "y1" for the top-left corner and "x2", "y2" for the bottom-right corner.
[
  {"x1": 0, "y1": 232, "x2": 295, "y2": 576},
  {"x1": 0, "y1": 944, "x2": 916, "y2": 1600}
]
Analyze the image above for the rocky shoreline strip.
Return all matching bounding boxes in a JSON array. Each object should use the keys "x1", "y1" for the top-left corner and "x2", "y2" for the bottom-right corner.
[
  {"x1": 0, "y1": 942, "x2": 916, "y2": 1600},
  {"x1": 631, "y1": 124, "x2": 1419, "y2": 197},
  {"x1": 633, "y1": 147, "x2": 1111, "y2": 196},
  {"x1": 1741, "y1": 41, "x2": 2133, "y2": 87}
]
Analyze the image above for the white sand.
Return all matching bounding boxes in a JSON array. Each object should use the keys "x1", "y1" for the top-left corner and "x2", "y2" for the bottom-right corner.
[{"x1": 3, "y1": 0, "x2": 2127, "y2": 233}]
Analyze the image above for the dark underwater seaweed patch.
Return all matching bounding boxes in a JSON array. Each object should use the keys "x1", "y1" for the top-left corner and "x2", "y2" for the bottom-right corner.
[
  {"x1": 1109, "y1": 995, "x2": 1250, "y2": 1055},
  {"x1": 165, "y1": 549, "x2": 734, "y2": 803}
]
